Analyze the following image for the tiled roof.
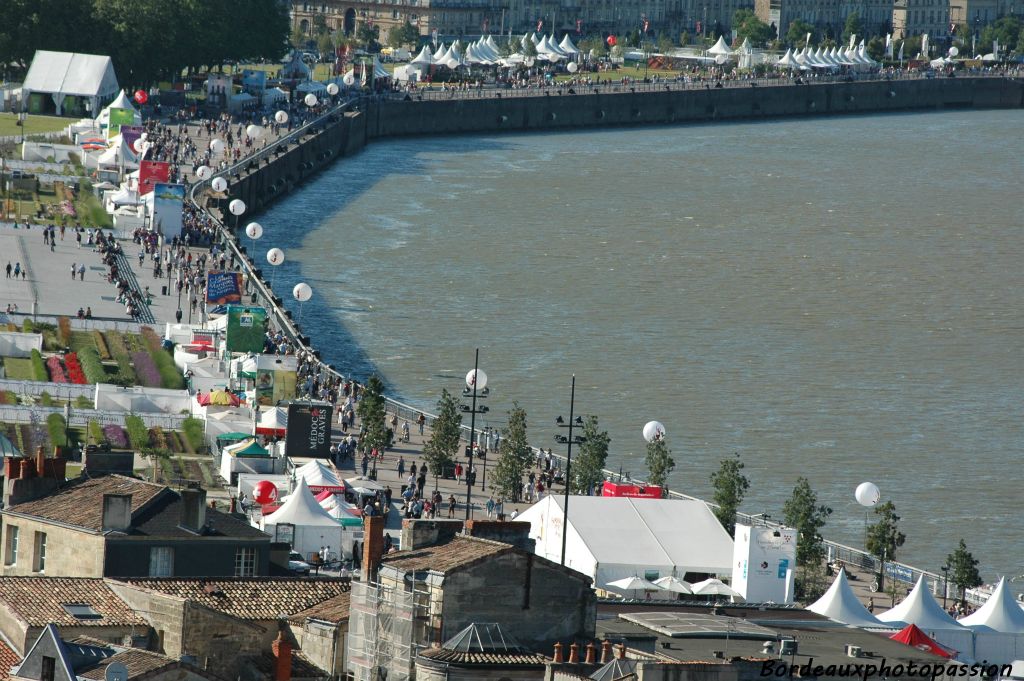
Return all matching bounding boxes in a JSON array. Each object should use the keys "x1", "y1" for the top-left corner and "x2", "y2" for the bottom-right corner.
[
  {"x1": 3, "y1": 475, "x2": 166, "y2": 532},
  {"x1": 110, "y1": 578, "x2": 352, "y2": 621},
  {"x1": 381, "y1": 535, "x2": 512, "y2": 574},
  {"x1": 250, "y1": 651, "x2": 327, "y2": 679},
  {"x1": 130, "y1": 497, "x2": 269, "y2": 539},
  {"x1": 0, "y1": 636, "x2": 20, "y2": 681},
  {"x1": 289, "y1": 592, "x2": 351, "y2": 624},
  {"x1": 78, "y1": 648, "x2": 177, "y2": 680},
  {"x1": 418, "y1": 647, "x2": 548, "y2": 666},
  {"x1": 0, "y1": 578, "x2": 147, "y2": 628}
]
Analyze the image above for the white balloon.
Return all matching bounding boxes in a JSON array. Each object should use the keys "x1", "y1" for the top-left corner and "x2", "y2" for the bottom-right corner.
[
  {"x1": 326, "y1": 82, "x2": 339, "y2": 96},
  {"x1": 245, "y1": 222, "x2": 263, "y2": 240},
  {"x1": 715, "y1": 54, "x2": 728, "y2": 65},
  {"x1": 266, "y1": 248, "x2": 285, "y2": 266},
  {"x1": 228, "y1": 199, "x2": 246, "y2": 216},
  {"x1": 293, "y1": 282, "x2": 313, "y2": 302},
  {"x1": 196, "y1": 165, "x2": 212, "y2": 180},
  {"x1": 209, "y1": 138, "x2": 225, "y2": 154},
  {"x1": 642, "y1": 420, "x2": 666, "y2": 443},
  {"x1": 342, "y1": 73, "x2": 355, "y2": 86},
  {"x1": 567, "y1": 61, "x2": 579, "y2": 73},
  {"x1": 132, "y1": 139, "x2": 144, "y2": 153},
  {"x1": 275, "y1": 110, "x2": 289, "y2": 124},
  {"x1": 446, "y1": 58, "x2": 459, "y2": 69},
  {"x1": 855, "y1": 482, "x2": 881, "y2": 507},
  {"x1": 465, "y1": 369, "x2": 488, "y2": 390},
  {"x1": 140, "y1": 132, "x2": 148, "y2": 140},
  {"x1": 304, "y1": 93, "x2": 318, "y2": 107},
  {"x1": 245, "y1": 124, "x2": 262, "y2": 140},
  {"x1": 210, "y1": 177, "x2": 228, "y2": 193}
]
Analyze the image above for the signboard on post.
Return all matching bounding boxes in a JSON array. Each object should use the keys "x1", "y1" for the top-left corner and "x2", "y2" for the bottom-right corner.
[
  {"x1": 151, "y1": 183, "x2": 185, "y2": 241},
  {"x1": 206, "y1": 271, "x2": 244, "y2": 305},
  {"x1": 224, "y1": 305, "x2": 268, "y2": 354},
  {"x1": 285, "y1": 402, "x2": 334, "y2": 459},
  {"x1": 108, "y1": 108, "x2": 135, "y2": 138},
  {"x1": 139, "y1": 160, "x2": 170, "y2": 195}
]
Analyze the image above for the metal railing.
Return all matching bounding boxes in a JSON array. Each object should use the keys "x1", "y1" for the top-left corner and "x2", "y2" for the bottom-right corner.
[
  {"x1": 0, "y1": 378, "x2": 93, "y2": 399},
  {"x1": 0, "y1": 403, "x2": 187, "y2": 428}
]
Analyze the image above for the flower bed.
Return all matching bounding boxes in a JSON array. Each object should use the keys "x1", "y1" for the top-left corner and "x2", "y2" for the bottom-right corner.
[
  {"x1": 45, "y1": 356, "x2": 67, "y2": 383},
  {"x1": 64, "y1": 353, "x2": 87, "y2": 385},
  {"x1": 102, "y1": 424, "x2": 129, "y2": 448},
  {"x1": 131, "y1": 351, "x2": 162, "y2": 388}
]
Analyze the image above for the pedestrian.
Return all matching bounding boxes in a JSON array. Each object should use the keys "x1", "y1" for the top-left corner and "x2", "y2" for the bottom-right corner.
[
  {"x1": 455, "y1": 461, "x2": 463, "y2": 482},
  {"x1": 361, "y1": 453, "x2": 369, "y2": 477},
  {"x1": 486, "y1": 496, "x2": 495, "y2": 518},
  {"x1": 4, "y1": 262, "x2": 10, "y2": 278},
  {"x1": 71, "y1": 263, "x2": 76, "y2": 279},
  {"x1": 397, "y1": 455, "x2": 405, "y2": 479},
  {"x1": 417, "y1": 412, "x2": 425, "y2": 435},
  {"x1": 495, "y1": 498, "x2": 504, "y2": 520},
  {"x1": 448, "y1": 494, "x2": 457, "y2": 518},
  {"x1": 78, "y1": 264, "x2": 85, "y2": 281}
]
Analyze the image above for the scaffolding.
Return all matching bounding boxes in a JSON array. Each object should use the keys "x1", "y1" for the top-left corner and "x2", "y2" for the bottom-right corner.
[{"x1": 348, "y1": 578, "x2": 428, "y2": 681}]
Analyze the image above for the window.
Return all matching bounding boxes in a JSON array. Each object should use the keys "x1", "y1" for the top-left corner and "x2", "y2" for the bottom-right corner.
[
  {"x1": 41, "y1": 656, "x2": 55, "y2": 681},
  {"x1": 4, "y1": 525, "x2": 18, "y2": 566},
  {"x1": 61, "y1": 603, "x2": 102, "y2": 620},
  {"x1": 33, "y1": 532, "x2": 46, "y2": 572},
  {"x1": 234, "y1": 547, "x2": 256, "y2": 576},
  {"x1": 149, "y1": 547, "x2": 174, "y2": 577}
]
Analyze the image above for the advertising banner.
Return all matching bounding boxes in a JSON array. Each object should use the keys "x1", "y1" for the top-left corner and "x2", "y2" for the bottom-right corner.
[
  {"x1": 256, "y1": 368, "x2": 297, "y2": 406},
  {"x1": 285, "y1": 402, "x2": 334, "y2": 459},
  {"x1": 151, "y1": 183, "x2": 185, "y2": 240},
  {"x1": 139, "y1": 160, "x2": 170, "y2": 195},
  {"x1": 225, "y1": 305, "x2": 268, "y2": 354},
  {"x1": 731, "y1": 523, "x2": 798, "y2": 604},
  {"x1": 242, "y1": 69, "x2": 267, "y2": 95},
  {"x1": 108, "y1": 108, "x2": 135, "y2": 138},
  {"x1": 119, "y1": 125, "x2": 144, "y2": 152},
  {"x1": 206, "y1": 271, "x2": 244, "y2": 305}
]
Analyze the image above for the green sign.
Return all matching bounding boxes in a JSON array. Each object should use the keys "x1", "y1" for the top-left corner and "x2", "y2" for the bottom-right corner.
[
  {"x1": 225, "y1": 305, "x2": 268, "y2": 354},
  {"x1": 108, "y1": 108, "x2": 135, "y2": 138}
]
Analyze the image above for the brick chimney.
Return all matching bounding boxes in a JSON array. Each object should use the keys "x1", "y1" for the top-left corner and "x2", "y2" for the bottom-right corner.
[
  {"x1": 600, "y1": 639, "x2": 612, "y2": 664},
  {"x1": 552, "y1": 642, "x2": 563, "y2": 663},
  {"x1": 585, "y1": 642, "x2": 596, "y2": 665},
  {"x1": 569, "y1": 642, "x2": 579, "y2": 664},
  {"x1": 179, "y1": 488, "x2": 207, "y2": 534},
  {"x1": 271, "y1": 629, "x2": 292, "y2": 681},
  {"x1": 363, "y1": 515, "x2": 385, "y2": 581},
  {"x1": 101, "y1": 494, "x2": 132, "y2": 533},
  {"x1": 617, "y1": 643, "x2": 627, "y2": 660},
  {"x1": 35, "y1": 446, "x2": 45, "y2": 478}
]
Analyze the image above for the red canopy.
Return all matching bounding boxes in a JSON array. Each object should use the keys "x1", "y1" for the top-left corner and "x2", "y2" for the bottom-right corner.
[{"x1": 889, "y1": 624, "x2": 955, "y2": 658}]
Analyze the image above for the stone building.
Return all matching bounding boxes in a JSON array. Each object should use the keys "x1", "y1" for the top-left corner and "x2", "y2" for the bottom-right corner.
[
  {"x1": 892, "y1": 0, "x2": 951, "y2": 37},
  {"x1": 0, "y1": 474, "x2": 272, "y2": 579},
  {"x1": 290, "y1": 0, "x2": 509, "y2": 44},
  {"x1": 755, "y1": 0, "x2": 894, "y2": 42},
  {"x1": 287, "y1": 592, "x2": 350, "y2": 679}
]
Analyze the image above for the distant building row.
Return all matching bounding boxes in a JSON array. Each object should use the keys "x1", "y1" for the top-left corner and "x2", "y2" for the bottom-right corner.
[{"x1": 291, "y1": 0, "x2": 1017, "y2": 48}]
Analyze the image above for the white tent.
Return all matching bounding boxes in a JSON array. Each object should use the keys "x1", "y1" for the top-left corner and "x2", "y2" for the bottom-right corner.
[
  {"x1": 516, "y1": 495, "x2": 734, "y2": 586},
  {"x1": 432, "y1": 43, "x2": 447, "y2": 62},
  {"x1": 96, "y1": 90, "x2": 141, "y2": 130},
  {"x1": 411, "y1": 45, "x2": 434, "y2": 65},
  {"x1": 294, "y1": 458, "x2": 344, "y2": 490},
  {"x1": 559, "y1": 34, "x2": 580, "y2": 54},
  {"x1": 257, "y1": 406, "x2": 288, "y2": 434},
  {"x1": 807, "y1": 569, "x2": 886, "y2": 628},
  {"x1": 23, "y1": 50, "x2": 119, "y2": 116},
  {"x1": 260, "y1": 477, "x2": 342, "y2": 559},
  {"x1": 959, "y1": 578, "x2": 1024, "y2": 633},
  {"x1": 776, "y1": 49, "x2": 801, "y2": 69},
  {"x1": 706, "y1": 36, "x2": 733, "y2": 56},
  {"x1": 878, "y1": 576, "x2": 966, "y2": 630}
]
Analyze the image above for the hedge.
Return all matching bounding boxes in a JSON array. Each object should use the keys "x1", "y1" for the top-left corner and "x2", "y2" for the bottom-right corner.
[
  {"x1": 29, "y1": 350, "x2": 47, "y2": 382},
  {"x1": 93, "y1": 330, "x2": 111, "y2": 361},
  {"x1": 140, "y1": 327, "x2": 184, "y2": 390},
  {"x1": 78, "y1": 347, "x2": 106, "y2": 384},
  {"x1": 57, "y1": 317, "x2": 72, "y2": 347},
  {"x1": 125, "y1": 415, "x2": 150, "y2": 450},
  {"x1": 39, "y1": 391, "x2": 53, "y2": 407},
  {"x1": 46, "y1": 413, "x2": 67, "y2": 448},
  {"x1": 181, "y1": 418, "x2": 204, "y2": 453}
]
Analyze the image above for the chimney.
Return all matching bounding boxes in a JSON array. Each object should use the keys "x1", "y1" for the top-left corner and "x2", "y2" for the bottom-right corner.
[
  {"x1": 569, "y1": 642, "x2": 579, "y2": 664},
  {"x1": 229, "y1": 496, "x2": 237, "y2": 513},
  {"x1": 35, "y1": 446, "x2": 45, "y2": 478},
  {"x1": 617, "y1": 643, "x2": 627, "y2": 660},
  {"x1": 585, "y1": 642, "x2": 596, "y2": 665},
  {"x1": 600, "y1": 639, "x2": 612, "y2": 664},
  {"x1": 552, "y1": 642, "x2": 563, "y2": 663},
  {"x1": 362, "y1": 515, "x2": 385, "y2": 581},
  {"x1": 271, "y1": 630, "x2": 292, "y2": 681},
  {"x1": 101, "y1": 494, "x2": 132, "y2": 533},
  {"x1": 179, "y1": 488, "x2": 207, "y2": 533},
  {"x1": 463, "y1": 519, "x2": 535, "y2": 551}
]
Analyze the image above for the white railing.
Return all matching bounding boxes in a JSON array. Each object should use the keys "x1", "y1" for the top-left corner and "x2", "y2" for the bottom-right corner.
[{"x1": 0, "y1": 378, "x2": 93, "y2": 399}]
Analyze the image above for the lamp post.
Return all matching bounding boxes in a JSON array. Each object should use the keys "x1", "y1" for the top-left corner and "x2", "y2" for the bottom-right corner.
[
  {"x1": 458, "y1": 349, "x2": 489, "y2": 520},
  {"x1": 554, "y1": 374, "x2": 586, "y2": 567},
  {"x1": 941, "y1": 564, "x2": 950, "y2": 608}
]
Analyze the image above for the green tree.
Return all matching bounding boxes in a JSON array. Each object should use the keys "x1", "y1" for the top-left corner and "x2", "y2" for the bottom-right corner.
[
  {"x1": 312, "y1": 13, "x2": 329, "y2": 35},
  {"x1": 357, "y1": 22, "x2": 380, "y2": 50},
  {"x1": 980, "y1": 16, "x2": 1022, "y2": 54},
  {"x1": 946, "y1": 539, "x2": 982, "y2": 603},
  {"x1": 570, "y1": 416, "x2": 610, "y2": 494},
  {"x1": 356, "y1": 374, "x2": 389, "y2": 455},
  {"x1": 733, "y1": 9, "x2": 772, "y2": 46},
  {"x1": 422, "y1": 389, "x2": 462, "y2": 481},
  {"x1": 782, "y1": 477, "x2": 833, "y2": 568},
  {"x1": 842, "y1": 12, "x2": 861, "y2": 44},
  {"x1": 291, "y1": 26, "x2": 308, "y2": 48},
  {"x1": 316, "y1": 31, "x2": 335, "y2": 56},
  {"x1": 867, "y1": 35, "x2": 885, "y2": 60},
  {"x1": 786, "y1": 19, "x2": 816, "y2": 48},
  {"x1": 710, "y1": 455, "x2": 749, "y2": 535},
  {"x1": 388, "y1": 21, "x2": 420, "y2": 49},
  {"x1": 656, "y1": 33, "x2": 674, "y2": 54},
  {"x1": 644, "y1": 436, "x2": 674, "y2": 493},
  {"x1": 954, "y1": 22, "x2": 973, "y2": 47},
  {"x1": 492, "y1": 403, "x2": 532, "y2": 501},
  {"x1": 679, "y1": 31, "x2": 691, "y2": 46},
  {"x1": 865, "y1": 500, "x2": 906, "y2": 562}
]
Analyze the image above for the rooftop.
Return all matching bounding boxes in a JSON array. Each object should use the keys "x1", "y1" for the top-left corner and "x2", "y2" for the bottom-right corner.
[
  {"x1": 381, "y1": 535, "x2": 513, "y2": 574},
  {"x1": 0, "y1": 636, "x2": 19, "y2": 681},
  {"x1": 0, "y1": 578, "x2": 146, "y2": 628},
  {"x1": 110, "y1": 577, "x2": 352, "y2": 621},
  {"x1": 77, "y1": 648, "x2": 182, "y2": 680},
  {"x1": 289, "y1": 592, "x2": 351, "y2": 624}
]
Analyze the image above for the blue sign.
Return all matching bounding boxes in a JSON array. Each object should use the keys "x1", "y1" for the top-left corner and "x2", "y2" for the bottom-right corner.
[
  {"x1": 778, "y1": 558, "x2": 789, "y2": 579},
  {"x1": 206, "y1": 271, "x2": 244, "y2": 305},
  {"x1": 884, "y1": 563, "x2": 915, "y2": 583}
]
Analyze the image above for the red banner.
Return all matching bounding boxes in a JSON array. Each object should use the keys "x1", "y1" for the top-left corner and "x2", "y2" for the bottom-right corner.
[
  {"x1": 602, "y1": 481, "x2": 662, "y2": 498},
  {"x1": 139, "y1": 160, "x2": 170, "y2": 195}
]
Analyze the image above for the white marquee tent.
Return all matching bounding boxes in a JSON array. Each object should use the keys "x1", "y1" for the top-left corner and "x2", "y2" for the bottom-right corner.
[
  {"x1": 559, "y1": 34, "x2": 580, "y2": 55},
  {"x1": 516, "y1": 495, "x2": 734, "y2": 587},
  {"x1": 294, "y1": 458, "x2": 344, "y2": 490},
  {"x1": 96, "y1": 90, "x2": 141, "y2": 130},
  {"x1": 878, "y1": 576, "x2": 966, "y2": 630},
  {"x1": 706, "y1": 36, "x2": 733, "y2": 57},
  {"x1": 23, "y1": 50, "x2": 119, "y2": 115},
  {"x1": 260, "y1": 477, "x2": 342, "y2": 559},
  {"x1": 959, "y1": 578, "x2": 1024, "y2": 633},
  {"x1": 807, "y1": 569, "x2": 887, "y2": 628}
]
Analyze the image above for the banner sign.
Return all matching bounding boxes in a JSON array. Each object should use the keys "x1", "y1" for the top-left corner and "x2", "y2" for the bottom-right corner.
[
  {"x1": 152, "y1": 183, "x2": 185, "y2": 240},
  {"x1": 206, "y1": 271, "x2": 244, "y2": 305},
  {"x1": 119, "y1": 125, "x2": 144, "y2": 152},
  {"x1": 108, "y1": 108, "x2": 135, "y2": 138},
  {"x1": 224, "y1": 305, "x2": 268, "y2": 354},
  {"x1": 256, "y1": 368, "x2": 297, "y2": 406},
  {"x1": 242, "y1": 69, "x2": 267, "y2": 95},
  {"x1": 285, "y1": 402, "x2": 334, "y2": 458},
  {"x1": 139, "y1": 160, "x2": 170, "y2": 195}
]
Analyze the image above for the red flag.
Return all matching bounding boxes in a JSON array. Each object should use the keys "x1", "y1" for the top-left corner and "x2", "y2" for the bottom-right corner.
[
  {"x1": 643, "y1": 18, "x2": 650, "y2": 32},
  {"x1": 483, "y1": 17, "x2": 489, "y2": 32},
  {"x1": 576, "y1": 18, "x2": 582, "y2": 34},
  {"x1": 537, "y1": 19, "x2": 543, "y2": 32}
]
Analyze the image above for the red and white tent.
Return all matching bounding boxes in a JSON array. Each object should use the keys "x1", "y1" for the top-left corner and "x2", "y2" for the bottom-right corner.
[{"x1": 889, "y1": 624, "x2": 956, "y2": 658}]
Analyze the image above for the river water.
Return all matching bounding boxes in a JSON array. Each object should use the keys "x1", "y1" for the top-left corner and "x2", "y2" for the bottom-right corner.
[{"x1": 257, "y1": 109, "x2": 1023, "y2": 584}]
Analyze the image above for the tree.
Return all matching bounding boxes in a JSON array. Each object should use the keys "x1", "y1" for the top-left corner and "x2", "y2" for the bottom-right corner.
[
  {"x1": 867, "y1": 36, "x2": 885, "y2": 60},
  {"x1": 710, "y1": 454, "x2": 749, "y2": 536},
  {"x1": 422, "y1": 389, "x2": 462, "y2": 482},
  {"x1": 356, "y1": 375, "x2": 389, "y2": 455},
  {"x1": 865, "y1": 501, "x2": 906, "y2": 562},
  {"x1": 786, "y1": 19, "x2": 816, "y2": 48},
  {"x1": 842, "y1": 12, "x2": 861, "y2": 44},
  {"x1": 388, "y1": 21, "x2": 419, "y2": 49},
  {"x1": 679, "y1": 31, "x2": 691, "y2": 46},
  {"x1": 492, "y1": 403, "x2": 532, "y2": 501},
  {"x1": 656, "y1": 33, "x2": 674, "y2": 55},
  {"x1": 782, "y1": 477, "x2": 833, "y2": 569},
  {"x1": 980, "y1": 16, "x2": 1022, "y2": 54},
  {"x1": 644, "y1": 435, "x2": 674, "y2": 492},
  {"x1": 316, "y1": 31, "x2": 335, "y2": 56},
  {"x1": 733, "y1": 9, "x2": 772, "y2": 46},
  {"x1": 356, "y1": 22, "x2": 380, "y2": 50},
  {"x1": 946, "y1": 539, "x2": 982, "y2": 603},
  {"x1": 570, "y1": 416, "x2": 610, "y2": 494}
]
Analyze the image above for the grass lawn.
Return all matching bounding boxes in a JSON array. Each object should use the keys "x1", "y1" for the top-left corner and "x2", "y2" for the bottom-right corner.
[
  {"x1": 554, "y1": 64, "x2": 684, "y2": 82},
  {"x1": 4, "y1": 358, "x2": 34, "y2": 381},
  {"x1": 0, "y1": 113, "x2": 69, "y2": 138}
]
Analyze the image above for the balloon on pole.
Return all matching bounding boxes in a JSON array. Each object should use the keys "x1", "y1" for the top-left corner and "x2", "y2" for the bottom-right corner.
[
  {"x1": 245, "y1": 222, "x2": 263, "y2": 240},
  {"x1": 292, "y1": 282, "x2": 313, "y2": 302},
  {"x1": 855, "y1": 482, "x2": 881, "y2": 507},
  {"x1": 210, "y1": 177, "x2": 228, "y2": 193},
  {"x1": 134, "y1": 89, "x2": 148, "y2": 105},
  {"x1": 196, "y1": 165, "x2": 212, "y2": 180},
  {"x1": 642, "y1": 420, "x2": 666, "y2": 443},
  {"x1": 466, "y1": 369, "x2": 488, "y2": 390},
  {"x1": 343, "y1": 72, "x2": 355, "y2": 86},
  {"x1": 304, "y1": 93, "x2": 318, "y2": 107},
  {"x1": 245, "y1": 124, "x2": 263, "y2": 140},
  {"x1": 209, "y1": 138, "x2": 225, "y2": 154},
  {"x1": 228, "y1": 199, "x2": 246, "y2": 216},
  {"x1": 267, "y1": 248, "x2": 285, "y2": 266},
  {"x1": 275, "y1": 110, "x2": 289, "y2": 124},
  {"x1": 252, "y1": 480, "x2": 278, "y2": 505},
  {"x1": 326, "y1": 82, "x2": 339, "y2": 96}
]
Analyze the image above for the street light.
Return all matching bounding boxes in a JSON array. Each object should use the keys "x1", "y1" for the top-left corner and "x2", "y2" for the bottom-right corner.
[
  {"x1": 458, "y1": 349, "x2": 489, "y2": 519},
  {"x1": 554, "y1": 374, "x2": 587, "y2": 567},
  {"x1": 941, "y1": 564, "x2": 950, "y2": 608}
]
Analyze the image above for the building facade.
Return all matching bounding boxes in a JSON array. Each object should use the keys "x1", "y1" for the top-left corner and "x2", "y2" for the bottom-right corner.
[{"x1": 291, "y1": 0, "x2": 509, "y2": 43}]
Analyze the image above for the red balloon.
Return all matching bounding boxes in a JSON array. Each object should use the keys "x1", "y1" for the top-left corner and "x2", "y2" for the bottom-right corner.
[
  {"x1": 253, "y1": 480, "x2": 278, "y2": 505},
  {"x1": 606, "y1": 35, "x2": 617, "y2": 46},
  {"x1": 134, "y1": 89, "x2": 148, "y2": 105}
]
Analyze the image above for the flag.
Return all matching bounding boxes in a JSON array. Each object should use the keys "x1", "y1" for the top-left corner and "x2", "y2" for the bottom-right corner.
[
  {"x1": 922, "y1": 33, "x2": 929, "y2": 57},
  {"x1": 482, "y1": 17, "x2": 489, "y2": 32},
  {"x1": 431, "y1": 28, "x2": 438, "y2": 45},
  {"x1": 537, "y1": 19, "x2": 543, "y2": 32},
  {"x1": 642, "y1": 14, "x2": 649, "y2": 33},
  {"x1": 898, "y1": 40, "x2": 904, "y2": 61},
  {"x1": 695, "y1": 20, "x2": 702, "y2": 35},
  {"x1": 576, "y1": 18, "x2": 582, "y2": 34},
  {"x1": 806, "y1": 32, "x2": 811, "y2": 47},
  {"x1": 885, "y1": 33, "x2": 893, "y2": 58},
  {"x1": 849, "y1": 34, "x2": 856, "y2": 49},
  {"x1": 993, "y1": 38, "x2": 999, "y2": 57}
]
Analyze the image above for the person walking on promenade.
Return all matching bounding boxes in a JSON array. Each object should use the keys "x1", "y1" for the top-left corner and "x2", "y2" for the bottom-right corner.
[
  {"x1": 397, "y1": 456, "x2": 405, "y2": 479},
  {"x1": 495, "y1": 498, "x2": 504, "y2": 521},
  {"x1": 417, "y1": 412, "x2": 425, "y2": 436},
  {"x1": 71, "y1": 263, "x2": 77, "y2": 279},
  {"x1": 448, "y1": 494, "x2": 457, "y2": 518},
  {"x1": 5, "y1": 262, "x2": 10, "y2": 279},
  {"x1": 78, "y1": 264, "x2": 85, "y2": 281},
  {"x1": 455, "y1": 461, "x2": 463, "y2": 482},
  {"x1": 361, "y1": 453, "x2": 369, "y2": 477},
  {"x1": 486, "y1": 496, "x2": 495, "y2": 518}
]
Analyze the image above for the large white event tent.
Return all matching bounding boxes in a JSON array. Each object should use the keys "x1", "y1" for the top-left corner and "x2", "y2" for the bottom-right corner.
[
  {"x1": 559, "y1": 34, "x2": 580, "y2": 55},
  {"x1": 432, "y1": 43, "x2": 447, "y2": 62},
  {"x1": 807, "y1": 569, "x2": 886, "y2": 628},
  {"x1": 706, "y1": 36, "x2": 733, "y2": 57},
  {"x1": 23, "y1": 50, "x2": 119, "y2": 115},
  {"x1": 878, "y1": 576, "x2": 965, "y2": 630},
  {"x1": 411, "y1": 45, "x2": 433, "y2": 66},
  {"x1": 960, "y1": 578, "x2": 1024, "y2": 633},
  {"x1": 516, "y1": 495, "x2": 733, "y2": 587},
  {"x1": 260, "y1": 477, "x2": 342, "y2": 559},
  {"x1": 294, "y1": 458, "x2": 345, "y2": 492},
  {"x1": 96, "y1": 90, "x2": 141, "y2": 131}
]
